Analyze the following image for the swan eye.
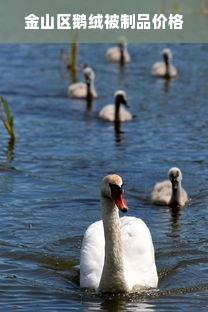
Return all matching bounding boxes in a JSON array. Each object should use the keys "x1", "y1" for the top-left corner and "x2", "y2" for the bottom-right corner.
[{"x1": 109, "y1": 183, "x2": 123, "y2": 194}]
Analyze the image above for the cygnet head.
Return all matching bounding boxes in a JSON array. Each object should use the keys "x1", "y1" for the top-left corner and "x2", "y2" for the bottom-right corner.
[
  {"x1": 83, "y1": 67, "x2": 95, "y2": 84},
  {"x1": 101, "y1": 174, "x2": 128, "y2": 213},
  {"x1": 114, "y1": 90, "x2": 128, "y2": 107},
  {"x1": 168, "y1": 167, "x2": 182, "y2": 189},
  {"x1": 162, "y1": 48, "x2": 172, "y2": 65},
  {"x1": 118, "y1": 36, "x2": 128, "y2": 49}
]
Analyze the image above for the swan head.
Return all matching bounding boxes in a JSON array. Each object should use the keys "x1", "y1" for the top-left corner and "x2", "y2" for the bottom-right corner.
[
  {"x1": 101, "y1": 174, "x2": 128, "y2": 213},
  {"x1": 114, "y1": 90, "x2": 128, "y2": 107},
  {"x1": 162, "y1": 48, "x2": 172, "y2": 65},
  {"x1": 118, "y1": 36, "x2": 128, "y2": 49},
  {"x1": 83, "y1": 67, "x2": 95, "y2": 84},
  {"x1": 168, "y1": 167, "x2": 182, "y2": 190}
]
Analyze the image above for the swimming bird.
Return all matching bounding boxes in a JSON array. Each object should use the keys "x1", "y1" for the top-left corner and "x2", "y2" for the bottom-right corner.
[
  {"x1": 67, "y1": 66, "x2": 97, "y2": 98},
  {"x1": 151, "y1": 48, "x2": 178, "y2": 78},
  {"x1": 151, "y1": 167, "x2": 188, "y2": 208},
  {"x1": 80, "y1": 174, "x2": 158, "y2": 293},
  {"x1": 106, "y1": 41, "x2": 131, "y2": 65},
  {"x1": 99, "y1": 90, "x2": 132, "y2": 122}
]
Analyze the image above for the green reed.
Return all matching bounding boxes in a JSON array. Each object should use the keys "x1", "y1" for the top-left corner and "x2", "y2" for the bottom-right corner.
[{"x1": 0, "y1": 96, "x2": 16, "y2": 142}]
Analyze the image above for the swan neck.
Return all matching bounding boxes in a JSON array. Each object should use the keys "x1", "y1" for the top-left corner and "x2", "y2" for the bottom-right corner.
[
  {"x1": 115, "y1": 99, "x2": 121, "y2": 121},
  {"x1": 120, "y1": 46, "x2": 125, "y2": 66},
  {"x1": 164, "y1": 62, "x2": 171, "y2": 78},
  {"x1": 170, "y1": 182, "x2": 182, "y2": 207},
  {"x1": 86, "y1": 81, "x2": 94, "y2": 107},
  {"x1": 98, "y1": 196, "x2": 127, "y2": 292},
  {"x1": 86, "y1": 79, "x2": 93, "y2": 96}
]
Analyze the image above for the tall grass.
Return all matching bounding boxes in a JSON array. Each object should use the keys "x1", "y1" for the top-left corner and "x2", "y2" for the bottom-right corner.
[
  {"x1": 0, "y1": 96, "x2": 16, "y2": 142},
  {"x1": 70, "y1": 35, "x2": 78, "y2": 70},
  {"x1": 69, "y1": 33, "x2": 79, "y2": 83}
]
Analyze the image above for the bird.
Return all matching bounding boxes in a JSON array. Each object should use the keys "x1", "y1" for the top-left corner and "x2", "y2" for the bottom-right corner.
[
  {"x1": 151, "y1": 167, "x2": 188, "y2": 208},
  {"x1": 151, "y1": 48, "x2": 178, "y2": 78},
  {"x1": 99, "y1": 90, "x2": 132, "y2": 122},
  {"x1": 80, "y1": 174, "x2": 158, "y2": 293},
  {"x1": 67, "y1": 66, "x2": 97, "y2": 98},
  {"x1": 106, "y1": 41, "x2": 131, "y2": 65}
]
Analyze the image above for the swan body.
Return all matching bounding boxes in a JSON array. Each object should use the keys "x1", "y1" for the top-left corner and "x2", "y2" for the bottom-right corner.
[
  {"x1": 80, "y1": 174, "x2": 158, "y2": 293},
  {"x1": 151, "y1": 167, "x2": 188, "y2": 208},
  {"x1": 67, "y1": 67, "x2": 97, "y2": 98},
  {"x1": 151, "y1": 49, "x2": 178, "y2": 78},
  {"x1": 99, "y1": 90, "x2": 132, "y2": 122},
  {"x1": 106, "y1": 42, "x2": 131, "y2": 64}
]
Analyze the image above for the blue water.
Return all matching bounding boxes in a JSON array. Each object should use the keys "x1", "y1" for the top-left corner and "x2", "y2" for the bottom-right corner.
[{"x1": 0, "y1": 43, "x2": 207, "y2": 311}]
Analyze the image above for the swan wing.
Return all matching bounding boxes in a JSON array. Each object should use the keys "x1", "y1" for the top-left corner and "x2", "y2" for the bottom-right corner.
[
  {"x1": 121, "y1": 216, "x2": 158, "y2": 290},
  {"x1": 106, "y1": 47, "x2": 120, "y2": 61},
  {"x1": 67, "y1": 82, "x2": 87, "y2": 98},
  {"x1": 119, "y1": 106, "x2": 133, "y2": 121},
  {"x1": 151, "y1": 62, "x2": 177, "y2": 77},
  {"x1": 106, "y1": 47, "x2": 130, "y2": 62},
  {"x1": 151, "y1": 62, "x2": 166, "y2": 76},
  {"x1": 169, "y1": 64, "x2": 178, "y2": 76},
  {"x1": 180, "y1": 187, "x2": 189, "y2": 206},
  {"x1": 151, "y1": 180, "x2": 172, "y2": 205},
  {"x1": 99, "y1": 105, "x2": 132, "y2": 122},
  {"x1": 80, "y1": 220, "x2": 104, "y2": 290},
  {"x1": 99, "y1": 104, "x2": 115, "y2": 121}
]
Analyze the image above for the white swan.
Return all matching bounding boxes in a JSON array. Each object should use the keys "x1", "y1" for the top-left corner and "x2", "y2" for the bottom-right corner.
[
  {"x1": 151, "y1": 48, "x2": 178, "y2": 78},
  {"x1": 106, "y1": 41, "x2": 131, "y2": 64},
  {"x1": 99, "y1": 90, "x2": 132, "y2": 122},
  {"x1": 151, "y1": 167, "x2": 188, "y2": 208},
  {"x1": 67, "y1": 66, "x2": 97, "y2": 98},
  {"x1": 80, "y1": 174, "x2": 158, "y2": 293}
]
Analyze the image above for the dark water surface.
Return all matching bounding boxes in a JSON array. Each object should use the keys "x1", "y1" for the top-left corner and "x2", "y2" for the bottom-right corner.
[{"x1": 0, "y1": 43, "x2": 207, "y2": 311}]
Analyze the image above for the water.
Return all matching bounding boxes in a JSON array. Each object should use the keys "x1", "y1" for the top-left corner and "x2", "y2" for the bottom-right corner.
[{"x1": 0, "y1": 43, "x2": 207, "y2": 311}]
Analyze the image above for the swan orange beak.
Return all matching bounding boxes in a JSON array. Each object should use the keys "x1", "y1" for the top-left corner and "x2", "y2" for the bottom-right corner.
[{"x1": 109, "y1": 183, "x2": 128, "y2": 213}]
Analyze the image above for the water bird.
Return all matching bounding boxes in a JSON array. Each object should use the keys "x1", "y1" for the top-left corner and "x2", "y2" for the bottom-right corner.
[
  {"x1": 67, "y1": 66, "x2": 97, "y2": 98},
  {"x1": 106, "y1": 41, "x2": 131, "y2": 65},
  {"x1": 151, "y1": 167, "x2": 188, "y2": 208},
  {"x1": 80, "y1": 174, "x2": 158, "y2": 293},
  {"x1": 99, "y1": 90, "x2": 132, "y2": 122},
  {"x1": 151, "y1": 48, "x2": 178, "y2": 78}
]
